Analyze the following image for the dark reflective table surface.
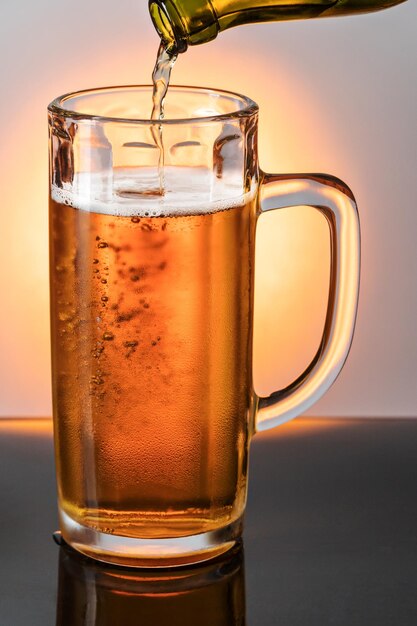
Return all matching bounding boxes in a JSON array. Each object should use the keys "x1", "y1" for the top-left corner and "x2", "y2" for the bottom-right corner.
[{"x1": 1, "y1": 418, "x2": 417, "y2": 625}]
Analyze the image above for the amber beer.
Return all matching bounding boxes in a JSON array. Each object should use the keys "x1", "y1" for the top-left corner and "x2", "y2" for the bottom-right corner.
[{"x1": 50, "y1": 180, "x2": 256, "y2": 544}]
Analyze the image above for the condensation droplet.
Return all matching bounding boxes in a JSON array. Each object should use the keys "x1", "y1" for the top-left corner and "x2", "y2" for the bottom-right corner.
[
  {"x1": 58, "y1": 311, "x2": 74, "y2": 322},
  {"x1": 92, "y1": 345, "x2": 105, "y2": 358},
  {"x1": 124, "y1": 340, "x2": 138, "y2": 348},
  {"x1": 91, "y1": 375, "x2": 104, "y2": 385}
]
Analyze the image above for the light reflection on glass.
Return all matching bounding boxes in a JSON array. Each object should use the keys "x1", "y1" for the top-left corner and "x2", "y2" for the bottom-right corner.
[{"x1": 0, "y1": 418, "x2": 52, "y2": 437}]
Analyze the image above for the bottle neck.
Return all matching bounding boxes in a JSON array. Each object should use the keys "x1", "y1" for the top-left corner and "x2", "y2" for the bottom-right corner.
[
  {"x1": 149, "y1": 0, "x2": 220, "y2": 53},
  {"x1": 149, "y1": 0, "x2": 408, "y2": 53}
]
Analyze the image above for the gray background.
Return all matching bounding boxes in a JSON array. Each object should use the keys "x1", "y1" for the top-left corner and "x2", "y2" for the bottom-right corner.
[{"x1": 0, "y1": 0, "x2": 416, "y2": 417}]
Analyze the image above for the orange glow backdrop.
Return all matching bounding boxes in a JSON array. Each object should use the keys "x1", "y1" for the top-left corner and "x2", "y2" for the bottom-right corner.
[{"x1": 0, "y1": 0, "x2": 416, "y2": 417}]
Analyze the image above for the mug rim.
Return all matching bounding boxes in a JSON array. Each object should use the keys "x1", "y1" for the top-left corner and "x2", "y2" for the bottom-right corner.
[{"x1": 48, "y1": 84, "x2": 259, "y2": 125}]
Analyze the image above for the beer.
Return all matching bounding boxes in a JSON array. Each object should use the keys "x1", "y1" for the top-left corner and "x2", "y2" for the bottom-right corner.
[
  {"x1": 151, "y1": 42, "x2": 178, "y2": 194},
  {"x1": 149, "y1": 0, "x2": 407, "y2": 53},
  {"x1": 50, "y1": 168, "x2": 256, "y2": 542}
]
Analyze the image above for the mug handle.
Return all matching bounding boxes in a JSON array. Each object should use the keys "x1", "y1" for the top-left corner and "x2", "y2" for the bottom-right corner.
[{"x1": 255, "y1": 172, "x2": 360, "y2": 432}]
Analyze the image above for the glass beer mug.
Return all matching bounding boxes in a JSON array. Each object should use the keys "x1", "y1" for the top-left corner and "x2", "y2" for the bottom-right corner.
[{"x1": 49, "y1": 85, "x2": 359, "y2": 566}]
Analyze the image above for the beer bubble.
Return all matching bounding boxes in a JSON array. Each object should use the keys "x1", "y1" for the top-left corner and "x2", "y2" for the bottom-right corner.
[
  {"x1": 58, "y1": 311, "x2": 74, "y2": 322},
  {"x1": 116, "y1": 310, "x2": 138, "y2": 323},
  {"x1": 96, "y1": 317, "x2": 102, "y2": 323},
  {"x1": 124, "y1": 340, "x2": 138, "y2": 348},
  {"x1": 101, "y1": 296, "x2": 109, "y2": 302},
  {"x1": 95, "y1": 236, "x2": 100, "y2": 241},
  {"x1": 92, "y1": 345, "x2": 105, "y2": 358},
  {"x1": 93, "y1": 259, "x2": 99, "y2": 264},
  {"x1": 151, "y1": 340, "x2": 157, "y2": 346},
  {"x1": 143, "y1": 302, "x2": 150, "y2": 309},
  {"x1": 102, "y1": 331, "x2": 114, "y2": 341},
  {"x1": 131, "y1": 216, "x2": 140, "y2": 223},
  {"x1": 97, "y1": 241, "x2": 108, "y2": 248},
  {"x1": 91, "y1": 375, "x2": 104, "y2": 385},
  {"x1": 101, "y1": 279, "x2": 107, "y2": 284},
  {"x1": 130, "y1": 275, "x2": 140, "y2": 282}
]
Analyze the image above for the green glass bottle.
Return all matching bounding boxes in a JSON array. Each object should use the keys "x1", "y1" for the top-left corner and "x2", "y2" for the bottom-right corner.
[{"x1": 149, "y1": 0, "x2": 407, "y2": 53}]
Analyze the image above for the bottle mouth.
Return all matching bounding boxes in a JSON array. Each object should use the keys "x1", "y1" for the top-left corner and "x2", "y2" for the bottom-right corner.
[
  {"x1": 149, "y1": 0, "x2": 188, "y2": 53},
  {"x1": 149, "y1": 0, "x2": 220, "y2": 53}
]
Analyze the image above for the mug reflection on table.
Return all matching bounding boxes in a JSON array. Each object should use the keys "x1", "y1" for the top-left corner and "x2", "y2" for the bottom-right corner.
[{"x1": 55, "y1": 540, "x2": 245, "y2": 625}]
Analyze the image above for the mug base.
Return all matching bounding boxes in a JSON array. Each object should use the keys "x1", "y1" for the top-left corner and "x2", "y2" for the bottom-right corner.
[{"x1": 58, "y1": 507, "x2": 243, "y2": 568}]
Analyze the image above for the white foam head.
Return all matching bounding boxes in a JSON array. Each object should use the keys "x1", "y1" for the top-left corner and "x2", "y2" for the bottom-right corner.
[{"x1": 52, "y1": 167, "x2": 253, "y2": 217}]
